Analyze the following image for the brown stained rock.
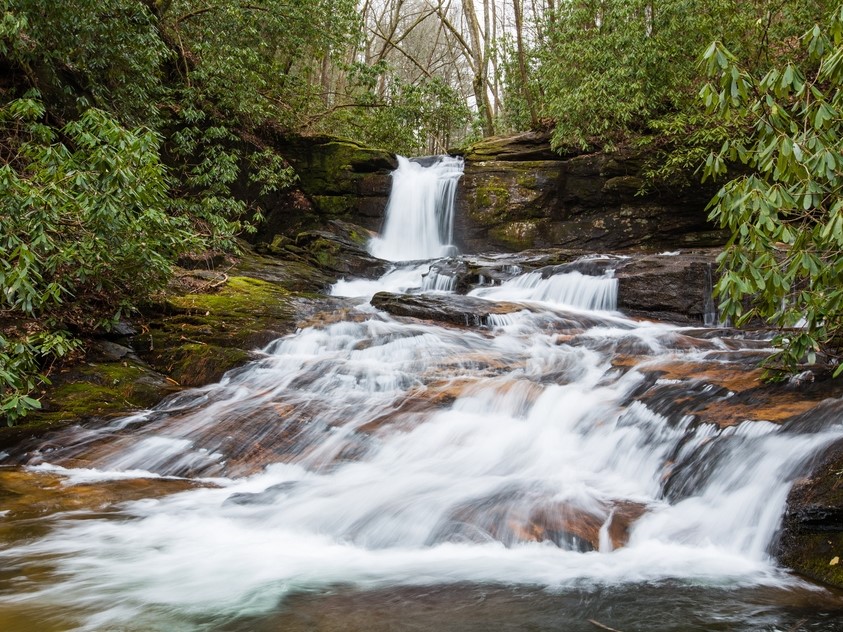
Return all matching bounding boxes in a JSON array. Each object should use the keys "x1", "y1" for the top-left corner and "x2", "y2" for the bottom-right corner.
[
  {"x1": 0, "y1": 467, "x2": 214, "y2": 538},
  {"x1": 520, "y1": 501, "x2": 648, "y2": 550},
  {"x1": 357, "y1": 379, "x2": 476, "y2": 435},
  {"x1": 441, "y1": 496, "x2": 648, "y2": 551},
  {"x1": 695, "y1": 398, "x2": 825, "y2": 428},
  {"x1": 640, "y1": 360, "x2": 766, "y2": 393},
  {"x1": 633, "y1": 359, "x2": 843, "y2": 428}
]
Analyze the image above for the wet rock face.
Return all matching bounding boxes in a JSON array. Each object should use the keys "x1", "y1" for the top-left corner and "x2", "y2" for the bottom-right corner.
[
  {"x1": 453, "y1": 135, "x2": 727, "y2": 253},
  {"x1": 614, "y1": 251, "x2": 719, "y2": 323},
  {"x1": 262, "y1": 133, "x2": 397, "y2": 234},
  {"x1": 777, "y1": 420, "x2": 843, "y2": 589},
  {"x1": 370, "y1": 292, "x2": 523, "y2": 328}
]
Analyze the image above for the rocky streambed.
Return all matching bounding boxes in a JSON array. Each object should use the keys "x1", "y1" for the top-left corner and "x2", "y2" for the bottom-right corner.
[{"x1": 2, "y1": 219, "x2": 842, "y2": 596}]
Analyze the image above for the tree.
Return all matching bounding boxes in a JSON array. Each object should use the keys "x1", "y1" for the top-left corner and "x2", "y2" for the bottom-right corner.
[
  {"x1": 701, "y1": 4, "x2": 843, "y2": 377},
  {"x1": 536, "y1": 1, "x2": 836, "y2": 154}
]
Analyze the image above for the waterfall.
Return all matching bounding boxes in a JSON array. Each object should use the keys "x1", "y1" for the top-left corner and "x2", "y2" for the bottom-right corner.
[
  {"x1": 369, "y1": 155, "x2": 464, "y2": 261},
  {"x1": 469, "y1": 270, "x2": 618, "y2": 311}
]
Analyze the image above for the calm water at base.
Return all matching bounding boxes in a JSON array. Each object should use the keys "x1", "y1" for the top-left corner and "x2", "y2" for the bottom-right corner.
[
  {"x1": 4, "y1": 582, "x2": 843, "y2": 631},
  {"x1": 227, "y1": 584, "x2": 843, "y2": 632}
]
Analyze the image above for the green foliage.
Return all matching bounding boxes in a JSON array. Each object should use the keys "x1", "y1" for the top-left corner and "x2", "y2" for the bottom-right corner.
[
  {"x1": 537, "y1": 1, "x2": 836, "y2": 162},
  {"x1": 701, "y1": 4, "x2": 843, "y2": 377},
  {"x1": 496, "y1": 33, "x2": 542, "y2": 134},
  {"x1": 0, "y1": 0, "x2": 169, "y2": 124},
  {"x1": 1, "y1": 95, "x2": 196, "y2": 323},
  {"x1": 0, "y1": 94, "x2": 199, "y2": 421},
  {"x1": 0, "y1": 331, "x2": 80, "y2": 425}
]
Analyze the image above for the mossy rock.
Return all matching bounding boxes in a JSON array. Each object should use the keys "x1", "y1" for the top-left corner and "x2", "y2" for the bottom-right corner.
[
  {"x1": 0, "y1": 360, "x2": 173, "y2": 449},
  {"x1": 469, "y1": 177, "x2": 512, "y2": 225},
  {"x1": 311, "y1": 194, "x2": 356, "y2": 217},
  {"x1": 234, "y1": 247, "x2": 332, "y2": 292},
  {"x1": 488, "y1": 221, "x2": 544, "y2": 251},
  {"x1": 778, "y1": 436, "x2": 843, "y2": 588},
  {"x1": 780, "y1": 532, "x2": 843, "y2": 588},
  {"x1": 602, "y1": 175, "x2": 645, "y2": 196},
  {"x1": 458, "y1": 131, "x2": 562, "y2": 162},
  {"x1": 284, "y1": 137, "x2": 397, "y2": 196},
  {"x1": 139, "y1": 275, "x2": 297, "y2": 386}
]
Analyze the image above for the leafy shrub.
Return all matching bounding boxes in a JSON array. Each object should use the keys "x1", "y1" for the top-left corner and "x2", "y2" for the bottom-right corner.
[
  {"x1": 702, "y1": 5, "x2": 843, "y2": 377},
  {"x1": 0, "y1": 94, "x2": 198, "y2": 422}
]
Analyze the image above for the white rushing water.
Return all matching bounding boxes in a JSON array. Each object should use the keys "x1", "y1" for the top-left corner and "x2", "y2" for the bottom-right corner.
[
  {"x1": 368, "y1": 155, "x2": 464, "y2": 261},
  {"x1": 2, "y1": 156, "x2": 843, "y2": 630},
  {"x1": 469, "y1": 269, "x2": 618, "y2": 311},
  {"x1": 2, "y1": 260, "x2": 842, "y2": 630}
]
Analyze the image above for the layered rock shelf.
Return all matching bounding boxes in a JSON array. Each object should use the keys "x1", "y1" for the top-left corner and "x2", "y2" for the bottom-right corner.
[{"x1": 453, "y1": 132, "x2": 727, "y2": 253}]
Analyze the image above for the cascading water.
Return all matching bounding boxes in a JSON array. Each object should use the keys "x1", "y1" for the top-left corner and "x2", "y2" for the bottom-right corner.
[
  {"x1": 2, "y1": 174, "x2": 843, "y2": 631},
  {"x1": 368, "y1": 155, "x2": 463, "y2": 261}
]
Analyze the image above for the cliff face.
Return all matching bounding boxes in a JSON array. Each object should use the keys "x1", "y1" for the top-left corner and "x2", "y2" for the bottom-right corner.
[
  {"x1": 453, "y1": 132, "x2": 727, "y2": 253},
  {"x1": 255, "y1": 133, "x2": 397, "y2": 240}
]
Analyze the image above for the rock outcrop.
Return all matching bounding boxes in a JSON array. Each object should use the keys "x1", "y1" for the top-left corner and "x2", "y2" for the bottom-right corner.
[
  {"x1": 615, "y1": 251, "x2": 719, "y2": 323},
  {"x1": 777, "y1": 408, "x2": 843, "y2": 589},
  {"x1": 453, "y1": 133, "x2": 727, "y2": 253},
  {"x1": 258, "y1": 133, "x2": 397, "y2": 238},
  {"x1": 370, "y1": 292, "x2": 523, "y2": 328}
]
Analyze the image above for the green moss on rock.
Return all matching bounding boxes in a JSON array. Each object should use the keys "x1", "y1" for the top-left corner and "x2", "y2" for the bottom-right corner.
[
  {"x1": 778, "y1": 441, "x2": 843, "y2": 589},
  {"x1": 311, "y1": 195, "x2": 355, "y2": 217},
  {"x1": 0, "y1": 360, "x2": 173, "y2": 448},
  {"x1": 470, "y1": 177, "x2": 511, "y2": 225},
  {"x1": 140, "y1": 275, "x2": 296, "y2": 386},
  {"x1": 781, "y1": 532, "x2": 843, "y2": 587}
]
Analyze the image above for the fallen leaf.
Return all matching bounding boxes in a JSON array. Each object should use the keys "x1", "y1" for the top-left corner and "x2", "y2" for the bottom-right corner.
[{"x1": 830, "y1": 556, "x2": 840, "y2": 566}]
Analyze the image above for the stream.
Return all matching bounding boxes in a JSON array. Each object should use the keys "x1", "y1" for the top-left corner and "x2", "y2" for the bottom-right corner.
[{"x1": 2, "y1": 156, "x2": 843, "y2": 631}]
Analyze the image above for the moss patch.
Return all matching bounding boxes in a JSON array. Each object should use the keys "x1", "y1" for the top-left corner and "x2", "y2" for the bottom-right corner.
[
  {"x1": 289, "y1": 139, "x2": 396, "y2": 196},
  {"x1": 139, "y1": 275, "x2": 296, "y2": 386},
  {"x1": 781, "y1": 530, "x2": 843, "y2": 588},
  {"x1": 488, "y1": 221, "x2": 543, "y2": 251},
  {"x1": 0, "y1": 360, "x2": 172, "y2": 449},
  {"x1": 470, "y1": 177, "x2": 511, "y2": 225},
  {"x1": 311, "y1": 194, "x2": 355, "y2": 217},
  {"x1": 778, "y1": 440, "x2": 843, "y2": 589}
]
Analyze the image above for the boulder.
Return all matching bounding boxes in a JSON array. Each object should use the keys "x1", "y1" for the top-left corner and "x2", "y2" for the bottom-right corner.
[
  {"x1": 777, "y1": 400, "x2": 843, "y2": 589},
  {"x1": 371, "y1": 292, "x2": 523, "y2": 327},
  {"x1": 614, "y1": 250, "x2": 720, "y2": 323}
]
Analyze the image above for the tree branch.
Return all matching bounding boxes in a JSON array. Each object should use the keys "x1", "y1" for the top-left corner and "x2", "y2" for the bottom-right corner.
[{"x1": 174, "y1": 3, "x2": 271, "y2": 26}]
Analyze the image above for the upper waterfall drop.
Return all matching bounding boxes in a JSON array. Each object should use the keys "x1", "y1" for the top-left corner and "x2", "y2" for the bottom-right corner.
[{"x1": 369, "y1": 155, "x2": 464, "y2": 261}]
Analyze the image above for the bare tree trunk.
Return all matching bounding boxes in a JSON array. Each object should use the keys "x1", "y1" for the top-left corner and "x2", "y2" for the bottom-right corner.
[
  {"x1": 513, "y1": 0, "x2": 538, "y2": 127},
  {"x1": 462, "y1": 0, "x2": 495, "y2": 135},
  {"x1": 320, "y1": 52, "x2": 332, "y2": 106}
]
